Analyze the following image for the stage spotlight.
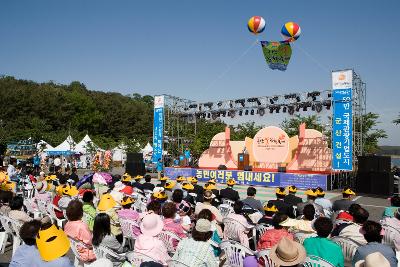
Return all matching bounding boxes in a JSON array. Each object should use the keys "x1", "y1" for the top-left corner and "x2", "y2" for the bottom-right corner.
[
  {"x1": 276, "y1": 106, "x2": 280, "y2": 113},
  {"x1": 229, "y1": 110, "x2": 236, "y2": 118},
  {"x1": 217, "y1": 102, "x2": 222, "y2": 107},
  {"x1": 245, "y1": 110, "x2": 249, "y2": 115},
  {"x1": 311, "y1": 105, "x2": 316, "y2": 111},
  {"x1": 269, "y1": 107, "x2": 274, "y2": 113},
  {"x1": 328, "y1": 93, "x2": 332, "y2": 98},
  {"x1": 282, "y1": 106, "x2": 287, "y2": 113},
  {"x1": 295, "y1": 105, "x2": 301, "y2": 112},
  {"x1": 239, "y1": 110, "x2": 243, "y2": 116},
  {"x1": 250, "y1": 109, "x2": 255, "y2": 115},
  {"x1": 189, "y1": 104, "x2": 198, "y2": 109},
  {"x1": 199, "y1": 105, "x2": 202, "y2": 111},
  {"x1": 235, "y1": 99, "x2": 246, "y2": 107},
  {"x1": 207, "y1": 113, "x2": 211, "y2": 118},
  {"x1": 204, "y1": 102, "x2": 213, "y2": 109},
  {"x1": 258, "y1": 108, "x2": 265, "y2": 116},
  {"x1": 212, "y1": 113, "x2": 217, "y2": 120},
  {"x1": 296, "y1": 96, "x2": 301, "y2": 102},
  {"x1": 269, "y1": 98, "x2": 274, "y2": 104},
  {"x1": 221, "y1": 111, "x2": 226, "y2": 117},
  {"x1": 303, "y1": 106, "x2": 308, "y2": 111},
  {"x1": 315, "y1": 103, "x2": 323, "y2": 113},
  {"x1": 288, "y1": 106, "x2": 295, "y2": 115}
]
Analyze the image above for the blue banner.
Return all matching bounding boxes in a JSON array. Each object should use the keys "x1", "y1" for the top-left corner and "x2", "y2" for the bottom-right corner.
[
  {"x1": 152, "y1": 96, "x2": 164, "y2": 163},
  {"x1": 164, "y1": 167, "x2": 328, "y2": 190},
  {"x1": 332, "y1": 88, "x2": 353, "y2": 170}
]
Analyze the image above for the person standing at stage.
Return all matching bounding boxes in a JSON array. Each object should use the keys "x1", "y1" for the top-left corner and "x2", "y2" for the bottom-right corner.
[
  {"x1": 284, "y1": 185, "x2": 303, "y2": 207},
  {"x1": 156, "y1": 158, "x2": 163, "y2": 180},
  {"x1": 219, "y1": 179, "x2": 240, "y2": 202},
  {"x1": 268, "y1": 187, "x2": 293, "y2": 217},
  {"x1": 242, "y1": 187, "x2": 264, "y2": 214},
  {"x1": 297, "y1": 189, "x2": 324, "y2": 217}
]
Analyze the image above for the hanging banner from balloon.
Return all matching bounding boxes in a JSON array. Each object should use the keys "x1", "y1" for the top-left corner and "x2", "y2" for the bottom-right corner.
[{"x1": 260, "y1": 41, "x2": 292, "y2": 71}]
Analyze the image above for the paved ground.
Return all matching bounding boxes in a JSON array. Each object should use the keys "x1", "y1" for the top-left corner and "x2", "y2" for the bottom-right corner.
[{"x1": 0, "y1": 169, "x2": 389, "y2": 265}]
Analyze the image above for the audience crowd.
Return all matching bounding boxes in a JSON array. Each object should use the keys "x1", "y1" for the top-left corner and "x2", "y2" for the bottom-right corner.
[{"x1": 0, "y1": 167, "x2": 399, "y2": 267}]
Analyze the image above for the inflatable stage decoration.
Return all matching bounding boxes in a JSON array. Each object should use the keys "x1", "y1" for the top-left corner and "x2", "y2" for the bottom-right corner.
[{"x1": 198, "y1": 123, "x2": 331, "y2": 172}]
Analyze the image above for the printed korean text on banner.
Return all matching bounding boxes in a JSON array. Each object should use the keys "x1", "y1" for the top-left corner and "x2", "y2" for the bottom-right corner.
[
  {"x1": 164, "y1": 167, "x2": 328, "y2": 190},
  {"x1": 260, "y1": 41, "x2": 292, "y2": 71},
  {"x1": 332, "y1": 70, "x2": 353, "y2": 171},
  {"x1": 152, "y1": 96, "x2": 164, "y2": 163}
]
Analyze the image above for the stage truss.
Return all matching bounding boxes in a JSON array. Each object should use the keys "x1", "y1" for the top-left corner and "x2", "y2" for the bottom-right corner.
[{"x1": 160, "y1": 69, "x2": 366, "y2": 185}]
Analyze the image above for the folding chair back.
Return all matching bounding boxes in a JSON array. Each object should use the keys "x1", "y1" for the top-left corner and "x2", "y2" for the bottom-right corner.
[
  {"x1": 302, "y1": 255, "x2": 335, "y2": 267},
  {"x1": 157, "y1": 231, "x2": 182, "y2": 254},
  {"x1": 220, "y1": 240, "x2": 254, "y2": 267}
]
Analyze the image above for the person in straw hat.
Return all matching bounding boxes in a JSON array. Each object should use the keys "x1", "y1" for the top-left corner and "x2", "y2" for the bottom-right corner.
[
  {"x1": 219, "y1": 178, "x2": 239, "y2": 202},
  {"x1": 296, "y1": 188, "x2": 323, "y2": 217},
  {"x1": 354, "y1": 252, "x2": 390, "y2": 267},
  {"x1": 284, "y1": 185, "x2": 303, "y2": 207},
  {"x1": 269, "y1": 236, "x2": 306, "y2": 267},
  {"x1": 268, "y1": 187, "x2": 293, "y2": 217}
]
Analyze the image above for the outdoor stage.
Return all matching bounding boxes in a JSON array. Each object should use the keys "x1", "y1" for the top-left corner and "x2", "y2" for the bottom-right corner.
[{"x1": 165, "y1": 167, "x2": 329, "y2": 190}]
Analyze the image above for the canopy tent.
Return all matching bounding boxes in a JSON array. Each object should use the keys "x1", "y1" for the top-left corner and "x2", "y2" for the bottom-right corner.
[
  {"x1": 75, "y1": 134, "x2": 103, "y2": 154},
  {"x1": 140, "y1": 142, "x2": 153, "y2": 154},
  {"x1": 37, "y1": 140, "x2": 53, "y2": 151},
  {"x1": 112, "y1": 143, "x2": 127, "y2": 163},
  {"x1": 45, "y1": 135, "x2": 76, "y2": 156}
]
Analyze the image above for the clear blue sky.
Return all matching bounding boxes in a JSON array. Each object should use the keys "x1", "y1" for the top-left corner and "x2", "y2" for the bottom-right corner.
[{"x1": 0, "y1": 0, "x2": 399, "y2": 145}]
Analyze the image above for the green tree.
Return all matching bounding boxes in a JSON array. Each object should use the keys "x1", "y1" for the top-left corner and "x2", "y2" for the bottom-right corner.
[
  {"x1": 189, "y1": 120, "x2": 226, "y2": 159},
  {"x1": 280, "y1": 115, "x2": 326, "y2": 137},
  {"x1": 361, "y1": 112, "x2": 387, "y2": 154},
  {"x1": 394, "y1": 113, "x2": 400, "y2": 125},
  {"x1": 231, "y1": 122, "x2": 262, "y2": 141}
]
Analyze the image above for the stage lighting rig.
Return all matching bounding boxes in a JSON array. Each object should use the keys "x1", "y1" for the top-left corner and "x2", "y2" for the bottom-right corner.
[
  {"x1": 235, "y1": 99, "x2": 246, "y2": 107},
  {"x1": 204, "y1": 102, "x2": 213, "y2": 109},
  {"x1": 258, "y1": 108, "x2": 265, "y2": 116}
]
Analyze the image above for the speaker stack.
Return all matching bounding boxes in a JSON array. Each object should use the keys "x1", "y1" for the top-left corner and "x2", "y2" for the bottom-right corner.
[
  {"x1": 125, "y1": 153, "x2": 146, "y2": 176},
  {"x1": 356, "y1": 155, "x2": 393, "y2": 196}
]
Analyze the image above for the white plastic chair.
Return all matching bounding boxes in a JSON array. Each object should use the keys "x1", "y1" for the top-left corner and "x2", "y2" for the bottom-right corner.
[
  {"x1": 47, "y1": 204, "x2": 66, "y2": 228},
  {"x1": 257, "y1": 249, "x2": 275, "y2": 267},
  {"x1": 302, "y1": 255, "x2": 335, "y2": 267},
  {"x1": 68, "y1": 237, "x2": 93, "y2": 267},
  {"x1": 23, "y1": 199, "x2": 41, "y2": 219},
  {"x1": 223, "y1": 217, "x2": 253, "y2": 245},
  {"x1": 220, "y1": 240, "x2": 255, "y2": 267},
  {"x1": 252, "y1": 224, "x2": 273, "y2": 250},
  {"x1": 293, "y1": 232, "x2": 317, "y2": 245},
  {"x1": 219, "y1": 204, "x2": 233, "y2": 218},
  {"x1": 331, "y1": 236, "x2": 361, "y2": 264},
  {"x1": 93, "y1": 245, "x2": 127, "y2": 261},
  {"x1": 157, "y1": 230, "x2": 182, "y2": 255},
  {"x1": 167, "y1": 259, "x2": 191, "y2": 267},
  {"x1": 0, "y1": 215, "x2": 20, "y2": 255},
  {"x1": 119, "y1": 218, "x2": 140, "y2": 249},
  {"x1": 37, "y1": 200, "x2": 49, "y2": 217},
  {"x1": 129, "y1": 251, "x2": 159, "y2": 266},
  {"x1": 382, "y1": 224, "x2": 400, "y2": 248}
]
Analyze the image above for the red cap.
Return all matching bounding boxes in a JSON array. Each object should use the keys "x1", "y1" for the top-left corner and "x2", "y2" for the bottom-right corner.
[
  {"x1": 336, "y1": 211, "x2": 353, "y2": 222},
  {"x1": 120, "y1": 186, "x2": 134, "y2": 195}
]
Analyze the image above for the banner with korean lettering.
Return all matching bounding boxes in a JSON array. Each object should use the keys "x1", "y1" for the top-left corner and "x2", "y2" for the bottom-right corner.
[
  {"x1": 332, "y1": 70, "x2": 353, "y2": 171},
  {"x1": 152, "y1": 96, "x2": 164, "y2": 163},
  {"x1": 164, "y1": 167, "x2": 328, "y2": 190}
]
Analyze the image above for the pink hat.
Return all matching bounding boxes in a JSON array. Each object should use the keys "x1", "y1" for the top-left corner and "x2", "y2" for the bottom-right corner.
[{"x1": 140, "y1": 213, "x2": 164, "y2": 237}]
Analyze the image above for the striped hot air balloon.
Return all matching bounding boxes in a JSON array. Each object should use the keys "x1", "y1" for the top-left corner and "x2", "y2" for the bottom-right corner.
[
  {"x1": 247, "y1": 16, "x2": 265, "y2": 35},
  {"x1": 281, "y1": 22, "x2": 301, "y2": 42}
]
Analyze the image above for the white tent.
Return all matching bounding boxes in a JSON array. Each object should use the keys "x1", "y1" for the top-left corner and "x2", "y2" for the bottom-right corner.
[
  {"x1": 45, "y1": 135, "x2": 76, "y2": 156},
  {"x1": 37, "y1": 140, "x2": 53, "y2": 151},
  {"x1": 112, "y1": 143, "x2": 127, "y2": 164},
  {"x1": 140, "y1": 142, "x2": 153, "y2": 154},
  {"x1": 75, "y1": 134, "x2": 103, "y2": 154}
]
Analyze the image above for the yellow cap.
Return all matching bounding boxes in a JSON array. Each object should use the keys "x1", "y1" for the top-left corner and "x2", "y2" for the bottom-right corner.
[
  {"x1": 263, "y1": 203, "x2": 278, "y2": 212},
  {"x1": 121, "y1": 196, "x2": 135, "y2": 206},
  {"x1": 46, "y1": 183, "x2": 55, "y2": 193},
  {"x1": 36, "y1": 224, "x2": 70, "y2": 261},
  {"x1": 45, "y1": 175, "x2": 57, "y2": 181},
  {"x1": 305, "y1": 188, "x2": 318, "y2": 197},
  {"x1": 0, "y1": 171, "x2": 9, "y2": 183},
  {"x1": 208, "y1": 179, "x2": 216, "y2": 184},
  {"x1": 159, "y1": 176, "x2": 168, "y2": 181},
  {"x1": 342, "y1": 188, "x2": 355, "y2": 195},
  {"x1": 182, "y1": 182, "x2": 194, "y2": 191},
  {"x1": 121, "y1": 173, "x2": 132, "y2": 182},
  {"x1": 134, "y1": 175, "x2": 143, "y2": 180},
  {"x1": 176, "y1": 176, "x2": 186, "y2": 182},
  {"x1": 97, "y1": 194, "x2": 117, "y2": 211},
  {"x1": 227, "y1": 178, "x2": 236, "y2": 186},
  {"x1": 164, "y1": 180, "x2": 176, "y2": 190},
  {"x1": 0, "y1": 181, "x2": 15, "y2": 192},
  {"x1": 153, "y1": 191, "x2": 168, "y2": 200},
  {"x1": 55, "y1": 185, "x2": 64, "y2": 196},
  {"x1": 62, "y1": 184, "x2": 78, "y2": 197},
  {"x1": 188, "y1": 177, "x2": 198, "y2": 183},
  {"x1": 288, "y1": 185, "x2": 297, "y2": 193},
  {"x1": 204, "y1": 183, "x2": 216, "y2": 190},
  {"x1": 275, "y1": 187, "x2": 287, "y2": 196},
  {"x1": 316, "y1": 188, "x2": 325, "y2": 196}
]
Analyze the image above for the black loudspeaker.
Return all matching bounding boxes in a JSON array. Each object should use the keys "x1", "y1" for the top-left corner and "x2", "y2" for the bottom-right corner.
[
  {"x1": 218, "y1": 165, "x2": 227, "y2": 170},
  {"x1": 125, "y1": 162, "x2": 146, "y2": 176},
  {"x1": 358, "y1": 156, "x2": 391, "y2": 173},
  {"x1": 278, "y1": 166, "x2": 286, "y2": 173},
  {"x1": 127, "y1": 153, "x2": 144, "y2": 163},
  {"x1": 244, "y1": 165, "x2": 253, "y2": 171},
  {"x1": 356, "y1": 171, "x2": 393, "y2": 196}
]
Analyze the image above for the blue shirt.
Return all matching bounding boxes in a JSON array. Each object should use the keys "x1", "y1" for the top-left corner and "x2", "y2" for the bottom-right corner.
[
  {"x1": 352, "y1": 242, "x2": 398, "y2": 267},
  {"x1": 10, "y1": 244, "x2": 74, "y2": 267}
]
